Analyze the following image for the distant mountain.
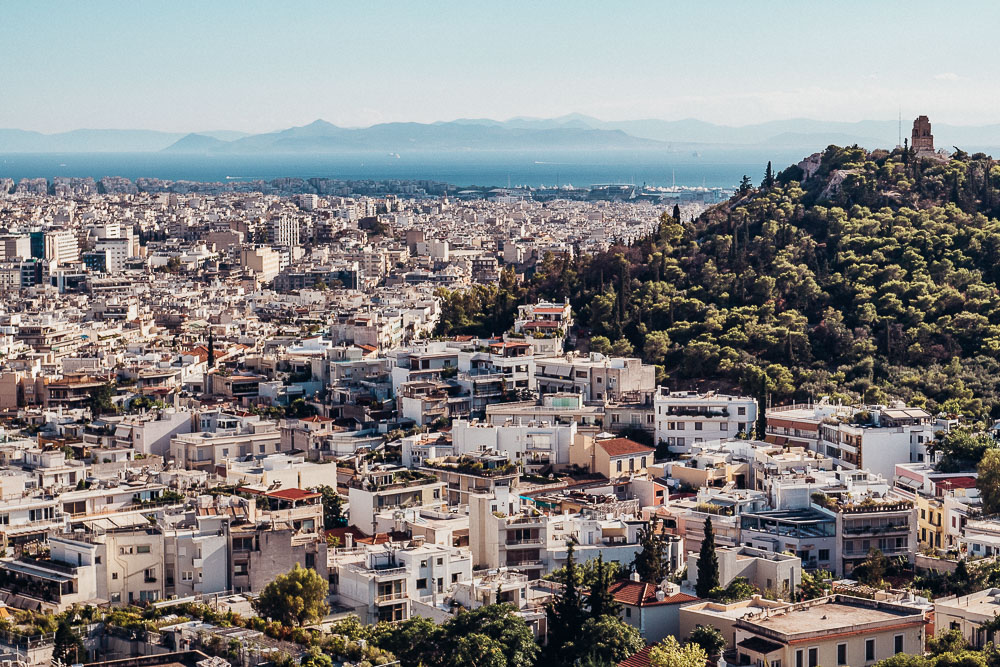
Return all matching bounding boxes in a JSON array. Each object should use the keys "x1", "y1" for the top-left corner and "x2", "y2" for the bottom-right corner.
[
  {"x1": 9, "y1": 115, "x2": 1000, "y2": 155},
  {"x1": 163, "y1": 133, "x2": 232, "y2": 153},
  {"x1": 0, "y1": 128, "x2": 250, "y2": 153},
  {"x1": 161, "y1": 119, "x2": 667, "y2": 154}
]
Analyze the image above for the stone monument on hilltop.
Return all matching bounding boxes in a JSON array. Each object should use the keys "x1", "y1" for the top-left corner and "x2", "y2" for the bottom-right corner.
[{"x1": 911, "y1": 115, "x2": 934, "y2": 153}]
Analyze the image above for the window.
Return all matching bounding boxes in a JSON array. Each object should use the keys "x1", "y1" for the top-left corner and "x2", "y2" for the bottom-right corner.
[
  {"x1": 866, "y1": 638, "x2": 876, "y2": 662},
  {"x1": 894, "y1": 635, "x2": 904, "y2": 655},
  {"x1": 808, "y1": 647, "x2": 818, "y2": 667},
  {"x1": 838, "y1": 643, "x2": 847, "y2": 665}
]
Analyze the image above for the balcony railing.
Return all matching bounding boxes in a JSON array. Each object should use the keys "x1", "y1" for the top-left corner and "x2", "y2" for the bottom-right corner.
[
  {"x1": 505, "y1": 538, "x2": 544, "y2": 547},
  {"x1": 376, "y1": 590, "x2": 408, "y2": 603}
]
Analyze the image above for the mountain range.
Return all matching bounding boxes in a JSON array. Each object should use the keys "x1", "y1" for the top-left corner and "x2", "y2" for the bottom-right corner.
[{"x1": 5, "y1": 115, "x2": 1000, "y2": 154}]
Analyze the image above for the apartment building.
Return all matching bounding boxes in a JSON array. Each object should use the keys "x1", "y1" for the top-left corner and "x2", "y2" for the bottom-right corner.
[
  {"x1": 332, "y1": 540, "x2": 472, "y2": 624},
  {"x1": 654, "y1": 389, "x2": 757, "y2": 452},
  {"x1": 734, "y1": 595, "x2": 927, "y2": 667},
  {"x1": 534, "y1": 352, "x2": 654, "y2": 403},
  {"x1": 686, "y1": 545, "x2": 801, "y2": 599},
  {"x1": 347, "y1": 463, "x2": 446, "y2": 535},
  {"x1": 765, "y1": 402, "x2": 949, "y2": 479},
  {"x1": 936, "y1": 588, "x2": 1000, "y2": 648}
]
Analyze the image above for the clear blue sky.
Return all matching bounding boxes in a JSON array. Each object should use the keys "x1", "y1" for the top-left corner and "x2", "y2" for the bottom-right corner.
[{"x1": 2, "y1": 0, "x2": 998, "y2": 133}]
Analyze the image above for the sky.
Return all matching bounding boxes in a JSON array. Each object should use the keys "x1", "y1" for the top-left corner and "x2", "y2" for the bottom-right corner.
[{"x1": 3, "y1": 0, "x2": 1000, "y2": 134}]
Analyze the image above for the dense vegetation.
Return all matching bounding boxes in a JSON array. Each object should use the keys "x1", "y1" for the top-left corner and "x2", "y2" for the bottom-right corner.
[{"x1": 438, "y1": 144, "x2": 1000, "y2": 423}]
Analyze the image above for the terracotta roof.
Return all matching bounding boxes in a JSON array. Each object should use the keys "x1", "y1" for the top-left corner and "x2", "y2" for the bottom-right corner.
[
  {"x1": 618, "y1": 644, "x2": 653, "y2": 667},
  {"x1": 267, "y1": 488, "x2": 322, "y2": 501},
  {"x1": 608, "y1": 580, "x2": 698, "y2": 607},
  {"x1": 597, "y1": 438, "x2": 655, "y2": 457}
]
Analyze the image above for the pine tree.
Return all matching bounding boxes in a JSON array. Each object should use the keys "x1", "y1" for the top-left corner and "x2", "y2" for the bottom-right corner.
[
  {"x1": 587, "y1": 553, "x2": 622, "y2": 619},
  {"x1": 632, "y1": 519, "x2": 667, "y2": 582},
  {"x1": 53, "y1": 618, "x2": 84, "y2": 664},
  {"x1": 695, "y1": 517, "x2": 720, "y2": 598},
  {"x1": 546, "y1": 542, "x2": 587, "y2": 657}
]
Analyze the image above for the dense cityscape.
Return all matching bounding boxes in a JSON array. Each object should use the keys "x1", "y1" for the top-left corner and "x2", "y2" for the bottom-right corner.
[{"x1": 8, "y1": 2, "x2": 1000, "y2": 667}]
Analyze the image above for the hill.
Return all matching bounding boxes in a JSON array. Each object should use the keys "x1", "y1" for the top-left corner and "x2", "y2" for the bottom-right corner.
[{"x1": 439, "y1": 144, "x2": 1000, "y2": 423}]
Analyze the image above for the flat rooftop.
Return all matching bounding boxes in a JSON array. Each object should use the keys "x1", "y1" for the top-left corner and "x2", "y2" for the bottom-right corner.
[{"x1": 746, "y1": 598, "x2": 921, "y2": 636}]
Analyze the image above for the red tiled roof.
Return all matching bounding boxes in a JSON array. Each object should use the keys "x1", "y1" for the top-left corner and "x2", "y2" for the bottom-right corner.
[
  {"x1": 619, "y1": 645, "x2": 653, "y2": 667},
  {"x1": 267, "y1": 488, "x2": 322, "y2": 501},
  {"x1": 608, "y1": 580, "x2": 698, "y2": 607},
  {"x1": 938, "y1": 477, "x2": 977, "y2": 490},
  {"x1": 597, "y1": 438, "x2": 655, "y2": 457}
]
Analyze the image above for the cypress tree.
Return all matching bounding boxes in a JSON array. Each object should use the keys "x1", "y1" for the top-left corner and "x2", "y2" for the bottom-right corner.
[
  {"x1": 763, "y1": 161, "x2": 775, "y2": 189},
  {"x1": 695, "y1": 517, "x2": 720, "y2": 598},
  {"x1": 587, "y1": 553, "x2": 622, "y2": 619},
  {"x1": 207, "y1": 331, "x2": 216, "y2": 368},
  {"x1": 546, "y1": 542, "x2": 586, "y2": 654},
  {"x1": 632, "y1": 519, "x2": 667, "y2": 582}
]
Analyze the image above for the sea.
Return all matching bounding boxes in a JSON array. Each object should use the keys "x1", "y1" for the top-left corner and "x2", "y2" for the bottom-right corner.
[{"x1": 0, "y1": 147, "x2": 809, "y2": 190}]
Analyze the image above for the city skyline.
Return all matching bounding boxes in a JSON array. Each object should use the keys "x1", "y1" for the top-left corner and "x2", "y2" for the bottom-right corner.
[{"x1": 3, "y1": 0, "x2": 1000, "y2": 133}]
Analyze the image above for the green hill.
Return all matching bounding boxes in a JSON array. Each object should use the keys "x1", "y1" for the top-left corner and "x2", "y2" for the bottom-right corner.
[{"x1": 440, "y1": 144, "x2": 1000, "y2": 423}]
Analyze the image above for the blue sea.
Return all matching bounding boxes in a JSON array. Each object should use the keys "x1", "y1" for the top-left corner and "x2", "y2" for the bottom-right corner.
[{"x1": 0, "y1": 148, "x2": 809, "y2": 189}]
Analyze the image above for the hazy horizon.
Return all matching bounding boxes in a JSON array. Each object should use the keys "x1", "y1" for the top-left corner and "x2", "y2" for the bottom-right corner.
[{"x1": 5, "y1": 0, "x2": 1000, "y2": 134}]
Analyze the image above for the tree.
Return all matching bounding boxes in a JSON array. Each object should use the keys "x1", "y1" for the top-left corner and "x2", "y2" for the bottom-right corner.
[
  {"x1": 548, "y1": 554, "x2": 623, "y2": 589},
  {"x1": 762, "y1": 160, "x2": 775, "y2": 189},
  {"x1": 738, "y1": 174, "x2": 753, "y2": 195},
  {"x1": 300, "y1": 646, "x2": 334, "y2": 667},
  {"x1": 587, "y1": 553, "x2": 622, "y2": 620},
  {"x1": 978, "y1": 448, "x2": 1000, "y2": 515},
  {"x1": 688, "y1": 624, "x2": 726, "y2": 657},
  {"x1": 709, "y1": 576, "x2": 756, "y2": 602},
  {"x1": 855, "y1": 548, "x2": 889, "y2": 587},
  {"x1": 88, "y1": 383, "x2": 116, "y2": 416},
  {"x1": 207, "y1": 331, "x2": 216, "y2": 368},
  {"x1": 632, "y1": 519, "x2": 668, "y2": 583},
  {"x1": 253, "y1": 563, "x2": 329, "y2": 626},
  {"x1": 589, "y1": 335, "x2": 612, "y2": 355},
  {"x1": 649, "y1": 636, "x2": 709, "y2": 667},
  {"x1": 579, "y1": 615, "x2": 644, "y2": 664},
  {"x1": 53, "y1": 618, "x2": 84, "y2": 664},
  {"x1": 317, "y1": 485, "x2": 346, "y2": 530},
  {"x1": 545, "y1": 542, "x2": 587, "y2": 663},
  {"x1": 799, "y1": 568, "x2": 833, "y2": 600},
  {"x1": 695, "y1": 517, "x2": 720, "y2": 598},
  {"x1": 611, "y1": 337, "x2": 635, "y2": 357}
]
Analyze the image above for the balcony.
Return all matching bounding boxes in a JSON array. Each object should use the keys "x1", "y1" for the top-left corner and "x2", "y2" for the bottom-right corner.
[
  {"x1": 505, "y1": 538, "x2": 544, "y2": 547},
  {"x1": 376, "y1": 590, "x2": 408, "y2": 603}
]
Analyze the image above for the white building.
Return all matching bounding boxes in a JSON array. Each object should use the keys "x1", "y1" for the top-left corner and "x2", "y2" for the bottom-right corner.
[{"x1": 654, "y1": 389, "x2": 758, "y2": 452}]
